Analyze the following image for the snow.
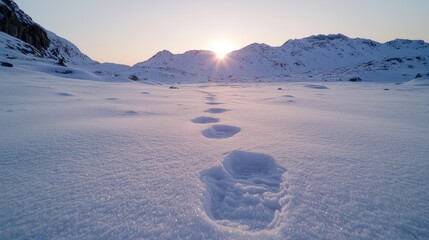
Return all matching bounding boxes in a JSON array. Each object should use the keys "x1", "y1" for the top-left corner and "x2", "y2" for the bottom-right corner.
[
  {"x1": 1, "y1": 61, "x2": 429, "y2": 239},
  {"x1": 135, "y1": 34, "x2": 429, "y2": 83},
  {"x1": 1, "y1": 3, "x2": 429, "y2": 236},
  {"x1": 405, "y1": 76, "x2": 429, "y2": 86},
  {"x1": 201, "y1": 150, "x2": 287, "y2": 230},
  {"x1": 2, "y1": 25, "x2": 428, "y2": 84},
  {"x1": 46, "y1": 30, "x2": 97, "y2": 64}
]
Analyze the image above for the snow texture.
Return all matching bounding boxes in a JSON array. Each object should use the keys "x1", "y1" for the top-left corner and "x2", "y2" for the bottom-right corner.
[
  {"x1": 201, "y1": 150, "x2": 287, "y2": 230},
  {"x1": 1, "y1": 2, "x2": 429, "y2": 238},
  {"x1": 1, "y1": 63, "x2": 429, "y2": 239}
]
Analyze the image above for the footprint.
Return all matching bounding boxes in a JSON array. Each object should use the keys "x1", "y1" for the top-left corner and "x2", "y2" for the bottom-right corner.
[
  {"x1": 122, "y1": 110, "x2": 139, "y2": 115},
  {"x1": 140, "y1": 92, "x2": 150, "y2": 95},
  {"x1": 303, "y1": 84, "x2": 329, "y2": 90},
  {"x1": 105, "y1": 97, "x2": 119, "y2": 101},
  {"x1": 57, "y1": 92, "x2": 74, "y2": 97},
  {"x1": 202, "y1": 125, "x2": 240, "y2": 139},
  {"x1": 206, "y1": 102, "x2": 224, "y2": 105},
  {"x1": 282, "y1": 95, "x2": 295, "y2": 98},
  {"x1": 200, "y1": 150, "x2": 287, "y2": 230},
  {"x1": 205, "y1": 96, "x2": 217, "y2": 101},
  {"x1": 192, "y1": 116, "x2": 220, "y2": 124},
  {"x1": 205, "y1": 108, "x2": 230, "y2": 114}
]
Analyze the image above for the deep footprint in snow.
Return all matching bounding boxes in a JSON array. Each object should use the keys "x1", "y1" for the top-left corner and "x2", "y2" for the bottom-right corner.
[
  {"x1": 303, "y1": 84, "x2": 329, "y2": 90},
  {"x1": 192, "y1": 116, "x2": 220, "y2": 124},
  {"x1": 205, "y1": 96, "x2": 217, "y2": 101},
  {"x1": 57, "y1": 92, "x2": 74, "y2": 97},
  {"x1": 121, "y1": 110, "x2": 139, "y2": 116},
  {"x1": 202, "y1": 125, "x2": 240, "y2": 139},
  {"x1": 206, "y1": 102, "x2": 224, "y2": 105},
  {"x1": 205, "y1": 108, "x2": 230, "y2": 114},
  {"x1": 200, "y1": 150, "x2": 287, "y2": 230}
]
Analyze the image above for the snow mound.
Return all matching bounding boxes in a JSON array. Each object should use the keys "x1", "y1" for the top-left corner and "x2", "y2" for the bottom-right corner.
[
  {"x1": 405, "y1": 77, "x2": 429, "y2": 86},
  {"x1": 201, "y1": 150, "x2": 288, "y2": 230}
]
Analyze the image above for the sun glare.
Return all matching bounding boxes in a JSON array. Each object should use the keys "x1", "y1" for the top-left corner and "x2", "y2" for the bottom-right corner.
[{"x1": 210, "y1": 40, "x2": 235, "y2": 59}]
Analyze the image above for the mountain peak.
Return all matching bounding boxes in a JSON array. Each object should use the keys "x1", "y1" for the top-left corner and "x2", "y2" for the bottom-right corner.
[
  {"x1": 304, "y1": 34, "x2": 349, "y2": 42},
  {"x1": 135, "y1": 33, "x2": 429, "y2": 82},
  {"x1": 385, "y1": 39, "x2": 428, "y2": 49},
  {"x1": 155, "y1": 50, "x2": 173, "y2": 57}
]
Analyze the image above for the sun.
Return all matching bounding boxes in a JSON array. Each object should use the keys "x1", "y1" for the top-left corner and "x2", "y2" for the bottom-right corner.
[{"x1": 209, "y1": 40, "x2": 235, "y2": 59}]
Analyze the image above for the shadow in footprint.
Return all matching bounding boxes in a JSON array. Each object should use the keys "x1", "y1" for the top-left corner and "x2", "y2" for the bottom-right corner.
[
  {"x1": 205, "y1": 108, "x2": 230, "y2": 114},
  {"x1": 202, "y1": 125, "x2": 240, "y2": 139},
  {"x1": 200, "y1": 150, "x2": 287, "y2": 230},
  {"x1": 205, "y1": 96, "x2": 217, "y2": 101},
  {"x1": 122, "y1": 110, "x2": 139, "y2": 115},
  {"x1": 206, "y1": 102, "x2": 224, "y2": 105},
  {"x1": 106, "y1": 97, "x2": 119, "y2": 101},
  {"x1": 57, "y1": 92, "x2": 74, "y2": 97},
  {"x1": 303, "y1": 84, "x2": 329, "y2": 90},
  {"x1": 192, "y1": 116, "x2": 220, "y2": 124}
]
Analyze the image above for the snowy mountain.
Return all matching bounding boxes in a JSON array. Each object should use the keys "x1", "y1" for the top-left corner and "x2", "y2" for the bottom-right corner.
[
  {"x1": 136, "y1": 34, "x2": 429, "y2": 82},
  {"x1": 1, "y1": 0, "x2": 428, "y2": 83},
  {"x1": 0, "y1": 0, "x2": 95, "y2": 65}
]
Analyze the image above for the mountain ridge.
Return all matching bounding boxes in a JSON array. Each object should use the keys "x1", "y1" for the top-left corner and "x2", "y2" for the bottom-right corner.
[
  {"x1": 135, "y1": 33, "x2": 429, "y2": 82},
  {"x1": 1, "y1": 0, "x2": 428, "y2": 83}
]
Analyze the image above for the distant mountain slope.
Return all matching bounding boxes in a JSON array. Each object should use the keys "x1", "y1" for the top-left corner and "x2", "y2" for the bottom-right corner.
[
  {"x1": 136, "y1": 34, "x2": 429, "y2": 82},
  {"x1": 1, "y1": 0, "x2": 428, "y2": 83},
  {"x1": 0, "y1": 0, "x2": 95, "y2": 64}
]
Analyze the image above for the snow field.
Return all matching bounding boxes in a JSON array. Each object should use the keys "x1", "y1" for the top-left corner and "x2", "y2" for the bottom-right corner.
[{"x1": 1, "y1": 67, "x2": 429, "y2": 239}]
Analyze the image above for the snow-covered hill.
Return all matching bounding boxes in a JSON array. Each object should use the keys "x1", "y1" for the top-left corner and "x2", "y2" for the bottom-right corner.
[
  {"x1": 0, "y1": 0, "x2": 95, "y2": 65},
  {"x1": 1, "y1": 0, "x2": 428, "y2": 84},
  {"x1": 136, "y1": 34, "x2": 429, "y2": 82}
]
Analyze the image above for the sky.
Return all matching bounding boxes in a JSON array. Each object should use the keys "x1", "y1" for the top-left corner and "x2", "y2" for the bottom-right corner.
[{"x1": 14, "y1": 0, "x2": 429, "y2": 65}]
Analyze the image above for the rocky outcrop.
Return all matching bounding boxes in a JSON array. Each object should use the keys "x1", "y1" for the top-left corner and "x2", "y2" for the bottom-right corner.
[
  {"x1": 0, "y1": 0, "x2": 95, "y2": 64},
  {"x1": 0, "y1": 0, "x2": 50, "y2": 52}
]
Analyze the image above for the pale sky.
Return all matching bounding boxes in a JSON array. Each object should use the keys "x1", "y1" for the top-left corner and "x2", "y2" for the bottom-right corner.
[{"x1": 14, "y1": 0, "x2": 429, "y2": 65}]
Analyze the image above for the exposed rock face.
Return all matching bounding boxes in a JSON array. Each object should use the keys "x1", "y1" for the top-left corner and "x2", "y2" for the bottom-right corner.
[
  {"x1": 1, "y1": 61, "x2": 13, "y2": 67},
  {"x1": 0, "y1": 0, "x2": 50, "y2": 52},
  {"x1": 128, "y1": 75, "x2": 139, "y2": 81},
  {"x1": 0, "y1": 0, "x2": 95, "y2": 64}
]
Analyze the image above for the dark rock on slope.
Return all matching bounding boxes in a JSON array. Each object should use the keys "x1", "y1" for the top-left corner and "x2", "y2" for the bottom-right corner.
[{"x1": 0, "y1": 0, "x2": 50, "y2": 52}]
